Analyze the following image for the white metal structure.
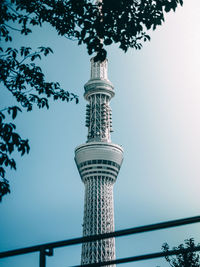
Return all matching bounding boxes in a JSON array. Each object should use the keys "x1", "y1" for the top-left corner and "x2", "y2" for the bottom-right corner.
[{"x1": 75, "y1": 58, "x2": 123, "y2": 265}]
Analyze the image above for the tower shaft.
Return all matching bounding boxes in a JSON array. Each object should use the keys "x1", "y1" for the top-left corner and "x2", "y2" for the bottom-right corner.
[
  {"x1": 75, "y1": 58, "x2": 123, "y2": 265},
  {"x1": 82, "y1": 175, "x2": 115, "y2": 263}
]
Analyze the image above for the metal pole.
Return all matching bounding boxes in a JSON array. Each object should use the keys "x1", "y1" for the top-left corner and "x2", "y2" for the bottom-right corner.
[{"x1": 39, "y1": 249, "x2": 46, "y2": 267}]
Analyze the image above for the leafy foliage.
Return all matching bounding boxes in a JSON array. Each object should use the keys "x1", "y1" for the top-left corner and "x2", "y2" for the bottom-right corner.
[
  {"x1": 0, "y1": 108, "x2": 29, "y2": 201},
  {"x1": 162, "y1": 238, "x2": 200, "y2": 267},
  {"x1": 1, "y1": 0, "x2": 183, "y2": 60},
  {"x1": 0, "y1": 0, "x2": 183, "y2": 200}
]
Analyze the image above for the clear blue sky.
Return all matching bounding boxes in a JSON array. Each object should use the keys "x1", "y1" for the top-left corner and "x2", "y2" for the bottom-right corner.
[{"x1": 0, "y1": 1, "x2": 200, "y2": 266}]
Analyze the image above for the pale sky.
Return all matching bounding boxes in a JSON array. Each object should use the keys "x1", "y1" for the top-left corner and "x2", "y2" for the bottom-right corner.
[{"x1": 0, "y1": 1, "x2": 200, "y2": 266}]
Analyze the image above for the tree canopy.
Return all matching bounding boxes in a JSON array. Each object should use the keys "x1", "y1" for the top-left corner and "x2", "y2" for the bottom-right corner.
[
  {"x1": 162, "y1": 238, "x2": 200, "y2": 267},
  {"x1": 0, "y1": 0, "x2": 183, "y2": 201}
]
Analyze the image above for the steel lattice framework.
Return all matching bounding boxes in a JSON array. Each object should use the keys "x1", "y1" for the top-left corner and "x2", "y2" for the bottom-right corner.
[
  {"x1": 81, "y1": 177, "x2": 115, "y2": 264},
  {"x1": 75, "y1": 58, "x2": 123, "y2": 265}
]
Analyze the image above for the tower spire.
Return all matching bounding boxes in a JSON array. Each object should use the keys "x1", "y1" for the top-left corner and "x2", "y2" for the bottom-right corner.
[
  {"x1": 90, "y1": 57, "x2": 108, "y2": 80},
  {"x1": 75, "y1": 57, "x2": 123, "y2": 265},
  {"x1": 84, "y1": 58, "x2": 114, "y2": 143}
]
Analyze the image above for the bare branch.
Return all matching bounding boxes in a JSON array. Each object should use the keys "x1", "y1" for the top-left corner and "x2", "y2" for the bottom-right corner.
[{"x1": 4, "y1": 23, "x2": 21, "y2": 32}]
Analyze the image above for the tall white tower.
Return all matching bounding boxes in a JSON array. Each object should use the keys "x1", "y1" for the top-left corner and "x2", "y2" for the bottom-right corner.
[{"x1": 75, "y1": 58, "x2": 123, "y2": 265}]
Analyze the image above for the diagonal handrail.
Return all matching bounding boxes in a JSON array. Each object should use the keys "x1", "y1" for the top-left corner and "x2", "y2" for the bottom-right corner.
[
  {"x1": 0, "y1": 215, "x2": 200, "y2": 259},
  {"x1": 71, "y1": 246, "x2": 200, "y2": 267}
]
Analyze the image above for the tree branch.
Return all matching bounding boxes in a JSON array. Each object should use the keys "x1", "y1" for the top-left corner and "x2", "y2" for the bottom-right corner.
[{"x1": 4, "y1": 23, "x2": 21, "y2": 32}]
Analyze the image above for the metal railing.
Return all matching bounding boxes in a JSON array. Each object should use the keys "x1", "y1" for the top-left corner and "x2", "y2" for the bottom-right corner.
[{"x1": 0, "y1": 215, "x2": 200, "y2": 267}]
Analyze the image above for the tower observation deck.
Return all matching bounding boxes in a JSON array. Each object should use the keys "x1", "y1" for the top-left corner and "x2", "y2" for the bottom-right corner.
[{"x1": 75, "y1": 58, "x2": 123, "y2": 265}]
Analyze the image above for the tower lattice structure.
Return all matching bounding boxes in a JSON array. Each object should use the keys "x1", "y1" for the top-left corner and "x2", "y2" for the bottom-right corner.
[{"x1": 75, "y1": 58, "x2": 123, "y2": 265}]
